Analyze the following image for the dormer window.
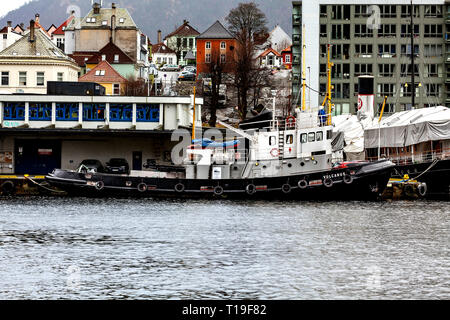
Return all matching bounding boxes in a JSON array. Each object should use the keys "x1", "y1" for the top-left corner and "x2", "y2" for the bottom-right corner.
[
  {"x1": 86, "y1": 18, "x2": 91, "y2": 23},
  {"x1": 114, "y1": 54, "x2": 119, "y2": 62},
  {"x1": 102, "y1": 20, "x2": 107, "y2": 26},
  {"x1": 91, "y1": 18, "x2": 96, "y2": 23},
  {"x1": 101, "y1": 54, "x2": 106, "y2": 61},
  {"x1": 119, "y1": 18, "x2": 125, "y2": 23},
  {"x1": 95, "y1": 70, "x2": 105, "y2": 76}
]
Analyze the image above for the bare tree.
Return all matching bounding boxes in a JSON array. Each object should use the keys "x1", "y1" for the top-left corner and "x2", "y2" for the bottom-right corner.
[
  {"x1": 226, "y1": 2, "x2": 268, "y2": 121},
  {"x1": 125, "y1": 76, "x2": 148, "y2": 96}
]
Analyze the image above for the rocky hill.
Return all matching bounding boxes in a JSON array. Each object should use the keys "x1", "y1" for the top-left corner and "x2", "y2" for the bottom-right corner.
[{"x1": 0, "y1": 0, "x2": 293, "y2": 42}]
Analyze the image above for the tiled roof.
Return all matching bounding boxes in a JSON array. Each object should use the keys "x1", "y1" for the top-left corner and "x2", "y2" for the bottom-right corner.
[
  {"x1": 52, "y1": 16, "x2": 74, "y2": 36},
  {"x1": 79, "y1": 60, "x2": 127, "y2": 83},
  {"x1": 85, "y1": 42, "x2": 134, "y2": 64},
  {"x1": 281, "y1": 45, "x2": 292, "y2": 53},
  {"x1": 152, "y1": 43, "x2": 176, "y2": 54},
  {"x1": 165, "y1": 21, "x2": 200, "y2": 39},
  {"x1": 258, "y1": 48, "x2": 282, "y2": 58},
  {"x1": 79, "y1": 8, "x2": 137, "y2": 29},
  {"x1": 197, "y1": 21, "x2": 234, "y2": 40},
  {"x1": 47, "y1": 24, "x2": 57, "y2": 34},
  {"x1": 68, "y1": 52, "x2": 96, "y2": 67},
  {"x1": 0, "y1": 28, "x2": 73, "y2": 61},
  {"x1": 29, "y1": 20, "x2": 51, "y2": 38}
]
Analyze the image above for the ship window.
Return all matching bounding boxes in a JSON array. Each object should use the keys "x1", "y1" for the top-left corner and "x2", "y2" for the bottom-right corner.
[
  {"x1": 29, "y1": 102, "x2": 52, "y2": 121},
  {"x1": 316, "y1": 131, "x2": 324, "y2": 141},
  {"x1": 286, "y1": 135, "x2": 294, "y2": 145},
  {"x1": 56, "y1": 103, "x2": 78, "y2": 121},
  {"x1": 269, "y1": 136, "x2": 276, "y2": 146},
  {"x1": 308, "y1": 132, "x2": 315, "y2": 142},
  {"x1": 110, "y1": 103, "x2": 133, "y2": 122},
  {"x1": 83, "y1": 103, "x2": 106, "y2": 121},
  {"x1": 137, "y1": 104, "x2": 160, "y2": 122},
  {"x1": 3, "y1": 102, "x2": 25, "y2": 120},
  {"x1": 300, "y1": 133, "x2": 307, "y2": 143},
  {"x1": 327, "y1": 130, "x2": 333, "y2": 140}
]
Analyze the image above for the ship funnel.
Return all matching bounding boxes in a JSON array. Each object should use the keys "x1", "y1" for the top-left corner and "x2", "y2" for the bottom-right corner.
[{"x1": 357, "y1": 75, "x2": 374, "y2": 122}]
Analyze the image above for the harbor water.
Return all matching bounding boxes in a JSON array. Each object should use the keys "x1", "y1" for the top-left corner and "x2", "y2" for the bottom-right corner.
[{"x1": 0, "y1": 197, "x2": 448, "y2": 300}]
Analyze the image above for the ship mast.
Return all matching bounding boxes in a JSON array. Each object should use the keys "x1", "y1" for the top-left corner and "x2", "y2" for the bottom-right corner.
[
  {"x1": 321, "y1": 44, "x2": 334, "y2": 126},
  {"x1": 301, "y1": 24, "x2": 306, "y2": 111}
]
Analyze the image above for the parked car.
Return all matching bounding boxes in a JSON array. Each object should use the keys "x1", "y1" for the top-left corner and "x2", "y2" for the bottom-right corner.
[
  {"x1": 178, "y1": 71, "x2": 196, "y2": 81},
  {"x1": 182, "y1": 66, "x2": 196, "y2": 73},
  {"x1": 160, "y1": 64, "x2": 180, "y2": 71},
  {"x1": 105, "y1": 158, "x2": 130, "y2": 175},
  {"x1": 77, "y1": 159, "x2": 105, "y2": 173}
]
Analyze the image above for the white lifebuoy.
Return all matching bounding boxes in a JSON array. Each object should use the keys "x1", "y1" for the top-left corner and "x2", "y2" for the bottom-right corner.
[
  {"x1": 343, "y1": 174, "x2": 353, "y2": 185},
  {"x1": 418, "y1": 183, "x2": 427, "y2": 197},
  {"x1": 282, "y1": 184, "x2": 292, "y2": 194},
  {"x1": 137, "y1": 183, "x2": 147, "y2": 192},
  {"x1": 95, "y1": 181, "x2": 105, "y2": 191},
  {"x1": 175, "y1": 183, "x2": 185, "y2": 193},
  {"x1": 214, "y1": 186, "x2": 224, "y2": 196},
  {"x1": 298, "y1": 179, "x2": 308, "y2": 189},
  {"x1": 323, "y1": 178, "x2": 333, "y2": 188},
  {"x1": 270, "y1": 148, "x2": 280, "y2": 158},
  {"x1": 246, "y1": 184, "x2": 256, "y2": 195}
]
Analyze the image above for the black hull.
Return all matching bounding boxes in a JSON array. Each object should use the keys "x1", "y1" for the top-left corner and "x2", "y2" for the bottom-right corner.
[
  {"x1": 46, "y1": 160, "x2": 395, "y2": 201},
  {"x1": 391, "y1": 158, "x2": 450, "y2": 200}
]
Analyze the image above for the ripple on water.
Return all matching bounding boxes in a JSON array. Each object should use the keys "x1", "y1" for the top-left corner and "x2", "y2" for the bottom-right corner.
[{"x1": 0, "y1": 197, "x2": 448, "y2": 300}]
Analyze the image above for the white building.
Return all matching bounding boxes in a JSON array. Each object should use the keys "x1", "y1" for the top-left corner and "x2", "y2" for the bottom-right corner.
[
  {"x1": 0, "y1": 21, "x2": 23, "y2": 52},
  {"x1": 0, "y1": 24, "x2": 79, "y2": 94},
  {"x1": 258, "y1": 48, "x2": 283, "y2": 68},
  {"x1": 267, "y1": 25, "x2": 292, "y2": 53},
  {"x1": 152, "y1": 43, "x2": 177, "y2": 66}
]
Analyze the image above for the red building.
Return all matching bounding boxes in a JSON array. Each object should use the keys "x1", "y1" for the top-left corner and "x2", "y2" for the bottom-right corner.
[
  {"x1": 196, "y1": 21, "x2": 237, "y2": 77},
  {"x1": 281, "y1": 45, "x2": 292, "y2": 70}
]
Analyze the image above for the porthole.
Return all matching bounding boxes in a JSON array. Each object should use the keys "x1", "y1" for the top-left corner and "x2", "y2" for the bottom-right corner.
[
  {"x1": 300, "y1": 162, "x2": 305, "y2": 167},
  {"x1": 288, "y1": 163, "x2": 293, "y2": 168}
]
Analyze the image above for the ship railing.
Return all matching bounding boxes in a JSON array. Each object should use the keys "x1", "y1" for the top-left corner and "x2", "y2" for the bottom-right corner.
[
  {"x1": 366, "y1": 147, "x2": 450, "y2": 164},
  {"x1": 240, "y1": 113, "x2": 331, "y2": 133}
]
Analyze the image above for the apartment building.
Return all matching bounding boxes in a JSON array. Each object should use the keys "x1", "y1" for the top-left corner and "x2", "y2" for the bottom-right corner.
[{"x1": 292, "y1": 0, "x2": 448, "y2": 116}]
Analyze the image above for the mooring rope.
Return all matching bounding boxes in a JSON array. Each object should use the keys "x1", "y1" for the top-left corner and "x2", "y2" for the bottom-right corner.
[
  {"x1": 401, "y1": 158, "x2": 440, "y2": 182},
  {"x1": 24, "y1": 176, "x2": 66, "y2": 194}
]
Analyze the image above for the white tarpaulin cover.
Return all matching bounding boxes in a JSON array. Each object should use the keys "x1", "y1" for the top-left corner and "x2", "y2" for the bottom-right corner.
[
  {"x1": 364, "y1": 106, "x2": 450, "y2": 148},
  {"x1": 333, "y1": 114, "x2": 365, "y2": 153}
]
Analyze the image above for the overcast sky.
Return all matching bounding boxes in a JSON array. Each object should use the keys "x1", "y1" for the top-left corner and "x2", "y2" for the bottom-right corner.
[{"x1": 0, "y1": 0, "x2": 30, "y2": 18}]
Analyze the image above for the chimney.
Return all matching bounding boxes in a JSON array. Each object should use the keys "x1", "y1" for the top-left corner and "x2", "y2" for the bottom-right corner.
[
  {"x1": 183, "y1": 20, "x2": 187, "y2": 24},
  {"x1": 35, "y1": 14, "x2": 40, "y2": 24},
  {"x1": 112, "y1": 3, "x2": 116, "y2": 9},
  {"x1": 7, "y1": 21, "x2": 12, "y2": 27},
  {"x1": 93, "y1": 2, "x2": 101, "y2": 15},
  {"x1": 157, "y1": 30, "x2": 162, "y2": 43},
  {"x1": 29, "y1": 20, "x2": 35, "y2": 42},
  {"x1": 111, "y1": 15, "x2": 116, "y2": 44}
]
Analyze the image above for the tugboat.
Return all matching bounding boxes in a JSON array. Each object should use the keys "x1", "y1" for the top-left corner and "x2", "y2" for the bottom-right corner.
[{"x1": 46, "y1": 44, "x2": 395, "y2": 200}]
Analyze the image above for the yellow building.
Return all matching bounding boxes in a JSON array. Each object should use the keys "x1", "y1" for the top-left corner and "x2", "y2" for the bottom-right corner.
[{"x1": 79, "y1": 60, "x2": 127, "y2": 95}]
